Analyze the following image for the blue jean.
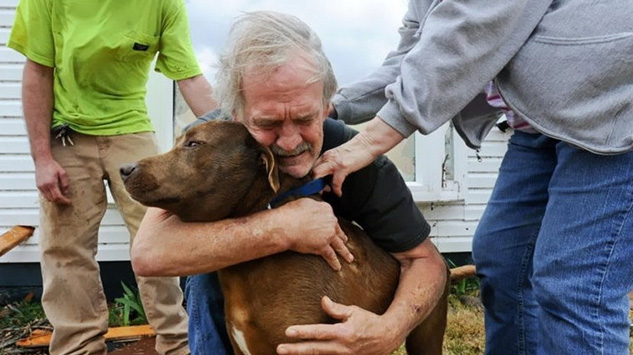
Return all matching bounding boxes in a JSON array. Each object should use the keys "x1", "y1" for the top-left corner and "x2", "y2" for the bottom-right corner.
[
  {"x1": 185, "y1": 272, "x2": 233, "y2": 355},
  {"x1": 472, "y1": 131, "x2": 633, "y2": 354}
]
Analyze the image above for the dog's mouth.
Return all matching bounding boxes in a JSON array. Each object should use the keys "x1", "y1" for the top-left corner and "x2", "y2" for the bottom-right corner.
[{"x1": 128, "y1": 190, "x2": 181, "y2": 208}]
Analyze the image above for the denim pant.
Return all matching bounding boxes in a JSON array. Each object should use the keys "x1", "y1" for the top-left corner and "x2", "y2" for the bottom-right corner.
[
  {"x1": 472, "y1": 131, "x2": 633, "y2": 354},
  {"x1": 185, "y1": 272, "x2": 234, "y2": 355}
]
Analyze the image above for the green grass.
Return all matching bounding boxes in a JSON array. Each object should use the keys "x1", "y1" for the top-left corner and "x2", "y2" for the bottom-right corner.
[
  {"x1": 0, "y1": 294, "x2": 46, "y2": 330},
  {"x1": 108, "y1": 282, "x2": 147, "y2": 327},
  {"x1": 2, "y1": 281, "x2": 632, "y2": 355}
]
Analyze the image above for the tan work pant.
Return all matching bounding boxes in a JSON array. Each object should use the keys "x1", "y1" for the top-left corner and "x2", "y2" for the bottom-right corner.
[{"x1": 39, "y1": 131, "x2": 189, "y2": 355}]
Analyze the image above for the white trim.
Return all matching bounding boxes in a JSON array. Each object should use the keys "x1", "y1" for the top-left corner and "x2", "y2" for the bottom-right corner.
[
  {"x1": 431, "y1": 236, "x2": 474, "y2": 253},
  {"x1": 407, "y1": 123, "x2": 468, "y2": 202},
  {"x1": 146, "y1": 68, "x2": 175, "y2": 153}
]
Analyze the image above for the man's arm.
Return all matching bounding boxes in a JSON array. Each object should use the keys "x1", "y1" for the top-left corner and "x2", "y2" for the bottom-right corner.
[
  {"x1": 22, "y1": 59, "x2": 70, "y2": 204},
  {"x1": 278, "y1": 238, "x2": 447, "y2": 355},
  {"x1": 176, "y1": 74, "x2": 218, "y2": 117},
  {"x1": 131, "y1": 198, "x2": 353, "y2": 277}
]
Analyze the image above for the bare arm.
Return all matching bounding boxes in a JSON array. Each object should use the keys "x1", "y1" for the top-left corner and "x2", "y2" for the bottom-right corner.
[
  {"x1": 22, "y1": 59, "x2": 70, "y2": 204},
  {"x1": 278, "y1": 238, "x2": 447, "y2": 355},
  {"x1": 176, "y1": 74, "x2": 218, "y2": 117},
  {"x1": 131, "y1": 198, "x2": 353, "y2": 277}
]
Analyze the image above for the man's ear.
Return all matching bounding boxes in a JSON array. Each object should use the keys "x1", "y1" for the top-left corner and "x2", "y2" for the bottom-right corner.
[{"x1": 260, "y1": 146, "x2": 280, "y2": 193}]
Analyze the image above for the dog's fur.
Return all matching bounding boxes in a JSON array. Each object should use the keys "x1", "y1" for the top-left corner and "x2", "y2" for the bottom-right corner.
[{"x1": 121, "y1": 120, "x2": 449, "y2": 355}]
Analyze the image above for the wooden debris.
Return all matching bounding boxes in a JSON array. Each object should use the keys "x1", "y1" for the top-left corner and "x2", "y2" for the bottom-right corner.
[
  {"x1": 0, "y1": 225, "x2": 35, "y2": 257},
  {"x1": 16, "y1": 325, "x2": 155, "y2": 348},
  {"x1": 450, "y1": 264, "x2": 476, "y2": 282}
]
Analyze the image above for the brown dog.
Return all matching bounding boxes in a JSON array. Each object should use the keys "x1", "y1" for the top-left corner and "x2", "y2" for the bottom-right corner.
[{"x1": 120, "y1": 120, "x2": 449, "y2": 355}]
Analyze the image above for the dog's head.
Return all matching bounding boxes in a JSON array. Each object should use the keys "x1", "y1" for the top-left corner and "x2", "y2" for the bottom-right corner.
[{"x1": 120, "y1": 120, "x2": 281, "y2": 222}]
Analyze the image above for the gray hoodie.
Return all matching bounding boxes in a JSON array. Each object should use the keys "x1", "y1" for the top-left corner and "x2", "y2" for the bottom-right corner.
[{"x1": 332, "y1": 0, "x2": 633, "y2": 154}]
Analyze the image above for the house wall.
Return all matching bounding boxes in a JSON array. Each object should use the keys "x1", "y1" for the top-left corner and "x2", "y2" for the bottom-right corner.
[
  {"x1": 0, "y1": 0, "x2": 153, "y2": 263},
  {"x1": 423, "y1": 128, "x2": 510, "y2": 253},
  {"x1": 0, "y1": 0, "x2": 511, "y2": 264}
]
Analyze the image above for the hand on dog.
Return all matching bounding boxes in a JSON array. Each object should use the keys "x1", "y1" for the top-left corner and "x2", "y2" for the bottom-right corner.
[
  {"x1": 281, "y1": 199, "x2": 354, "y2": 271},
  {"x1": 277, "y1": 296, "x2": 402, "y2": 355}
]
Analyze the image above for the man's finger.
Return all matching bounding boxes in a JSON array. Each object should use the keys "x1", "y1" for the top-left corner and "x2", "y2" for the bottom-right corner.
[
  {"x1": 277, "y1": 341, "x2": 344, "y2": 355},
  {"x1": 335, "y1": 223, "x2": 348, "y2": 243},
  {"x1": 58, "y1": 171, "x2": 70, "y2": 196},
  {"x1": 284, "y1": 323, "x2": 340, "y2": 340},
  {"x1": 321, "y1": 296, "x2": 353, "y2": 321},
  {"x1": 322, "y1": 246, "x2": 342, "y2": 271},
  {"x1": 48, "y1": 184, "x2": 71, "y2": 204},
  {"x1": 330, "y1": 171, "x2": 346, "y2": 197},
  {"x1": 312, "y1": 158, "x2": 336, "y2": 180},
  {"x1": 331, "y1": 229, "x2": 353, "y2": 264}
]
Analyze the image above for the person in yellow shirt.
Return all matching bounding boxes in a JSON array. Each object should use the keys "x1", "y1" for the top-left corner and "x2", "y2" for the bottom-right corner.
[{"x1": 8, "y1": 0, "x2": 217, "y2": 353}]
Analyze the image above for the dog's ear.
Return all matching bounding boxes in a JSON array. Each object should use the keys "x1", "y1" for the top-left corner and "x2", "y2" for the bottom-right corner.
[{"x1": 259, "y1": 146, "x2": 280, "y2": 193}]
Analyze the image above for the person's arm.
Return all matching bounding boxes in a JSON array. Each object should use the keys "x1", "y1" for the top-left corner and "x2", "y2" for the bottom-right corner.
[
  {"x1": 22, "y1": 59, "x2": 70, "y2": 204},
  {"x1": 313, "y1": 117, "x2": 403, "y2": 196},
  {"x1": 330, "y1": 0, "x2": 430, "y2": 125},
  {"x1": 131, "y1": 198, "x2": 353, "y2": 277},
  {"x1": 176, "y1": 74, "x2": 218, "y2": 117},
  {"x1": 277, "y1": 238, "x2": 447, "y2": 355}
]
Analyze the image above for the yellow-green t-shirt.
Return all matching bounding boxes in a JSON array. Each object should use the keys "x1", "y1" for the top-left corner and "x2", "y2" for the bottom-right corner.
[{"x1": 8, "y1": 0, "x2": 202, "y2": 135}]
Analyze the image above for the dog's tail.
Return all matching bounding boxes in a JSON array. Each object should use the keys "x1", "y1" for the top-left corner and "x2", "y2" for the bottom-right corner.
[{"x1": 449, "y1": 264, "x2": 476, "y2": 282}]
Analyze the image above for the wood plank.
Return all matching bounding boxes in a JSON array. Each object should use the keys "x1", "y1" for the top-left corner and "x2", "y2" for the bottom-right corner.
[
  {"x1": 0, "y1": 28, "x2": 10, "y2": 45},
  {"x1": 0, "y1": 208, "x2": 126, "y2": 227},
  {"x1": 468, "y1": 157, "x2": 502, "y2": 173},
  {"x1": 450, "y1": 264, "x2": 476, "y2": 281},
  {"x1": 0, "y1": 155, "x2": 34, "y2": 172},
  {"x1": 0, "y1": 63, "x2": 23, "y2": 81},
  {"x1": 0, "y1": 9, "x2": 16, "y2": 28},
  {"x1": 0, "y1": 173, "x2": 36, "y2": 190},
  {"x1": 0, "y1": 82, "x2": 20, "y2": 99},
  {"x1": 0, "y1": 224, "x2": 34, "y2": 257},
  {"x1": 0, "y1": 0, "x2": 19, "y2": 8},
  {"x1": 468, "y1": 173, "x2": 498, "y2": 189},
  {"x1": 17, "y1": 325, "x2": 155, "y2": 348},
  {"x1": 0, "y1": 118, "x2": 26, "y2": 135},
  {"x1": 0, "y1": 46, "x2": 25, "y2": 63},
  {"x1": 0, "y1": 101, "x2": 23, "y2": 118}
]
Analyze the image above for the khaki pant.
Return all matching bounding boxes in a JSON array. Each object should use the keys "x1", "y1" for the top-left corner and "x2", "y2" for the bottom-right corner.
[{"x1": 40, "y1": 131, "x2": 189, "y2": 355}]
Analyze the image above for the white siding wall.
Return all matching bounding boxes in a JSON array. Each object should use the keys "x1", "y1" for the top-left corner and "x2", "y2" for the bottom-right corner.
[
  {"x1": 425, "y1": 128, "x2": 511, "y2": 253},
  {"x1": 0, "y1": 0, "x2": 511, "y2": 262},
  {"x1": 0, "y1": 0, "x2": 138, "y2": 263}
]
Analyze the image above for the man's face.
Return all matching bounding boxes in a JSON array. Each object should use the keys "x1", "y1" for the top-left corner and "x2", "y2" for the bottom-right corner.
[{"x1": 238, "y1": 57, "x2": 328, "y2": 178}]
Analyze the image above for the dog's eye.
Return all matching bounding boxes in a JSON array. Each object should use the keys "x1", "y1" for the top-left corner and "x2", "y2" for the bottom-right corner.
[{"x1": 185, "y1": 140, "x2": 202, "y2": 148}]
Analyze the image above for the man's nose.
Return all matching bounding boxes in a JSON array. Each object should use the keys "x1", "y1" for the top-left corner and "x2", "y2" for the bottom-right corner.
[{"x1": 275, "y1": 125, "x2": 302, "y2": 151}]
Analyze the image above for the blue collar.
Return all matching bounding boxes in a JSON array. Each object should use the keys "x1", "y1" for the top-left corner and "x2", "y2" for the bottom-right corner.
[{"x1": 268, "y1": 178, "x2": 327, "y2": 209}]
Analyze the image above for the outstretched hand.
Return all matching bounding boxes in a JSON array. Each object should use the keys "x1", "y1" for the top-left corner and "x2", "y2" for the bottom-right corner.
[
  {"x1": 312, "y1": 117, "x2": 406, "y2": 196},
  {"x1": 276, "y1": 296, "x2": 403, "y2": 355}
]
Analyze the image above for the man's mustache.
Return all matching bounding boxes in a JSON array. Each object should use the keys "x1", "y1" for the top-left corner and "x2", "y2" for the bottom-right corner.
[{"x1": 271, "y1": 142, "x2": 311, "y2": 157}]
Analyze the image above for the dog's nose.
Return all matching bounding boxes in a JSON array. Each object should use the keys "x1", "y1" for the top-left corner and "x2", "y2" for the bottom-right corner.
[{"x1": 119, "y1": 163, "x2": 138, "y2": 182}]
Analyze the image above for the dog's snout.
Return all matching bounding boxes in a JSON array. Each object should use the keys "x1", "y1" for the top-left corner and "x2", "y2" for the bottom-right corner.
[{"x1": 120, "y1": 163, "x2": 138, "y2": 182}]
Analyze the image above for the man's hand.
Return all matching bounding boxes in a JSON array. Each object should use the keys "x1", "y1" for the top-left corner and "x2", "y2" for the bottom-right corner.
[
  {"x1": 35, "y1": 159, "x2": 71, "y2": 204},
  {"x1": 313, "y1": 117, "x2": 405, "y2": 196},
  {"x1": 276, "y1": 296, "x2": 402, "y2": 355},
  {"x1": 280, "y1": 198, "x2": 354, "y2": 271}
]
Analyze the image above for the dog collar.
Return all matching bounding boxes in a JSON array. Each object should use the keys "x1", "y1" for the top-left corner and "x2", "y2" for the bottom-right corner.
[{"x1": 267, "y1": 178, "x2": 327, "y2": 209}]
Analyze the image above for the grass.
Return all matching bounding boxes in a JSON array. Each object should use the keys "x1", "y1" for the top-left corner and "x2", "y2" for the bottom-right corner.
[
  {"x1": 108, "y1": 282, "x2": 148, "y2": 327},
  {"x1": 1, "y1": 280, "x2": 632, "y2": 354}
]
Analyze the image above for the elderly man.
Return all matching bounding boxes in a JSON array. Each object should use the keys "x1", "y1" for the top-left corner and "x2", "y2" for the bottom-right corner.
[{"x1": 131, "y1": 11, "x2": 447, "y2": 355}]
